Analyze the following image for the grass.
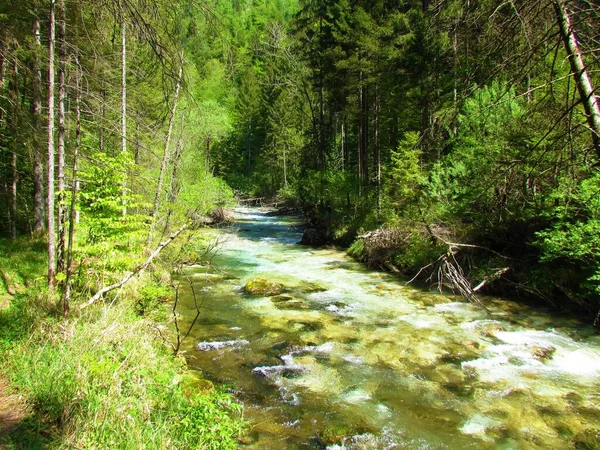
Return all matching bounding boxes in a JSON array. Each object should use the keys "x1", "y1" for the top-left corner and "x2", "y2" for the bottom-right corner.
[{"x1": 0, "y1": 235, "x2": 246, "y2": 449}]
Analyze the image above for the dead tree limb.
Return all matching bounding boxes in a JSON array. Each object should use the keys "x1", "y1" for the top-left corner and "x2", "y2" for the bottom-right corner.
[
  {"x1": 80, "y1": 224, "x2": 188, "y2": 310},
  {"x1": 473, "y1": 267, "x2": 510, "y2": 292},
  {"x1": 408, "y1": 225, "x2": 512, "y2": 313},
  {"x1": 0, "y1": 269, "x2": 15, "y2": 295}
]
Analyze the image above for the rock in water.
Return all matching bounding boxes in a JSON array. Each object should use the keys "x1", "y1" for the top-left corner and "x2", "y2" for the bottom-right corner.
[{"x1": 244, "y1": 278, "x2": 284, "y2": 296}]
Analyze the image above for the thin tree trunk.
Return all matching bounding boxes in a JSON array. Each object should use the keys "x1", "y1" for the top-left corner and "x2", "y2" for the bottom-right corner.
[
  {"x1": 10, "y1": 152, "x2": 17, "y2": 240},
  {"x1": 205, "y1": 134, "x2": 211, "y2": 174},
  {"x1": 147, "y1": 59, "x2": 183, "y2": 248},
  {"x1": 121, "y1": 9, "x2": 127, "y2": 216},
  {"x1": 33, "y1": 18, "x2": 45, "y2": 234},
  {"x1": 99, "y1": 88, "x2": 105, "y2": 153},
  {"x1": 554, "y1": 0, "x2": 600, "y2": 159},
  {"x1": 57, "y1": 0, "x2": 67, "y2": 275},
  {"x1": 375, "y1": 81, "x2": 381, "y2": 219},
  {"x1": 64, "y1": 59, "x2": 81, "y2": 318},
  {"x1": 283, "y1": 143, "x2": 288, "y2": 188},
  {"x1": 8, "y1": 55, "x2": 18, "y2": 239},
  {"x1": 358, "y1": 73, "x2": 363, "y2": 196},
  {"x1": 47, "y1": 0, "x2": 57, "y2": 288},
  {"x1": 0, "y1": 36, "x2": 5, "y2": 126},
  {"x1": 134, "y1": 122, "x2": 140, "y2": 164},
  {"x1": 247, "y1": 118, "x2": 252, "y2": 169},
  {"x1": 341, "y1": 120, "x2": 345, "y2": 172},
  {"x1": 163, "y1": 136, "x2": 183, "y2": 236}
]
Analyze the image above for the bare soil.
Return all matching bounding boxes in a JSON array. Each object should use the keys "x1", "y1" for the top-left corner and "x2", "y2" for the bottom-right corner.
[{"x1": 0, "y1": 375, "x2": 27, "y2": 447}]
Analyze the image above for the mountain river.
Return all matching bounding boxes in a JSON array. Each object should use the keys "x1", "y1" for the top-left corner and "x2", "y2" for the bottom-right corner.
[{"x1": 175, "y1": 207, "x2": 600, "y2": 449}]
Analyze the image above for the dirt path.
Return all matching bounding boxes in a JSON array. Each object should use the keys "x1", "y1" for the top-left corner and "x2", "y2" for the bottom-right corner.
[{"x1": 0, "y1": 374, "x2": 27, "y2": 447}]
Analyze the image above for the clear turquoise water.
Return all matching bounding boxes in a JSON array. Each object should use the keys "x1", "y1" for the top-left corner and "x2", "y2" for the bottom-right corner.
[{"x1": 175, "y1": 208, "x2": 600, "y2": 449}]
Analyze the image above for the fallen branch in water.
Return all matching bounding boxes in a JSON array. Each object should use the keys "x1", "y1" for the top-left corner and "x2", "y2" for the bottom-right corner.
[
  {"x1": 80, "y1": 224, "x2": 188, "y2": 310},
  {"x1": 407, "y1": 225, "x2": 512, "y2": 313}
]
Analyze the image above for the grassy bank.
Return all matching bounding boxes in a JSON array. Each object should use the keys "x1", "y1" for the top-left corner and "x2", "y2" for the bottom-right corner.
[{"x1": 0, "y1": 236, "x2": 245, "y2": 449}]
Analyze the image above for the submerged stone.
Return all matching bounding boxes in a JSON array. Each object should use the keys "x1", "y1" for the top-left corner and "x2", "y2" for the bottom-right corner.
[{"x1": 243, "y1": 278, "x2": 284, "y2": 296}]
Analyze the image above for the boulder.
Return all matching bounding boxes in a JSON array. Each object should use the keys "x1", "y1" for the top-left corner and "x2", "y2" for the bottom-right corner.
[{"x1": 243, "y1": 278, "x2": 284, "y2": 296}]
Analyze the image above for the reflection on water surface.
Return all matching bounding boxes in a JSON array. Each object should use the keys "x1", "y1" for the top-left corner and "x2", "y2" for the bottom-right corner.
[{"x1": 176, "y1": 208, "x2": 600, "y2": 449}]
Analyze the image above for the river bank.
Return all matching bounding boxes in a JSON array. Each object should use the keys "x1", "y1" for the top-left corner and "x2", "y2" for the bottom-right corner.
[{"x1": 0, "y1": 234, "x2": 245, "y2": 449}]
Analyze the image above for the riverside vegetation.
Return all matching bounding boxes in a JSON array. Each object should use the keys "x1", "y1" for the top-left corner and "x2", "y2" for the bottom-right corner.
[{"x1": 1, "y1": 0, "x2": 600, "y2": 448}]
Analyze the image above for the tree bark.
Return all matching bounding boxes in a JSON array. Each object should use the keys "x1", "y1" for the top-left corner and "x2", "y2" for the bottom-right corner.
[
  {"x1": 147, "y1": 58, "x2": 183, "y2": 248},
  {"x1": 57, "y1": 0, "x2": 67, "y2": 275},
  {"x1": 32, "y1": 18, "x2": 45, "y2": 234},
  {"x1": 375, "y1": 81, "x2": 381, "y2": 219},
  {"x1": 163, "y1": 136, "x2": 183, "y2": 236},
  {"x1": 10, "y1": 151, "x2": 17, "y2": 240},
  {"x1": 554, "y1": 0, "x2": 600, "y2": 159},
  {"x1": 64, "y1": 59, "x2": 82, "y2": 318},
  {"x1": 47, "y1": 0, "x2": 57, "y2": 288},
  {"x1": 8, "y1": 55, "x2": 18, "y2": 239},
  {"x1": 121, "y1": 8, "x2": 127, "y2": 216}
]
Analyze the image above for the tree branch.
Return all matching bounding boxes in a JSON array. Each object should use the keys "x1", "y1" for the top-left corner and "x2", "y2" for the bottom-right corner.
[{"x1": 79, "y1": 224, "x2": 188, "y2": 310}]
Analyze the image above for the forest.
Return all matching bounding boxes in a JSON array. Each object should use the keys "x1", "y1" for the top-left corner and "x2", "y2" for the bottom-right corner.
[{"x1": 1, "y1": 0, "x2": 600, "y2": 447}]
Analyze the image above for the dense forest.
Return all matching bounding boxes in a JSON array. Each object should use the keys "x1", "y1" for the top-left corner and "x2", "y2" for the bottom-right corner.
[
  {"x1": 2, "y1": 0, "x2": 599, "y2": 317},
  {"x1": 0, "y1": 0, "x2": 600, "y2": 446}
]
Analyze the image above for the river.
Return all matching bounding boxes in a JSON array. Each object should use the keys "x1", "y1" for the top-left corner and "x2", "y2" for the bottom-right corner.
[{"x1": 175, "y1": 207, "x2": 600, "y2": 449}]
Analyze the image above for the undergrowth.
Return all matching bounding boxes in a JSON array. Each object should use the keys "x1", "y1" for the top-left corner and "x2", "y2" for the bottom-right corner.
[{"x1": 0, "y1": 236, "x2": 246, "y2": 449}]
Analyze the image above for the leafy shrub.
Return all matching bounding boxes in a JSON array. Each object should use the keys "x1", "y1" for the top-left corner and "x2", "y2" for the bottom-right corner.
[{"x1": 135, "y1": 283, "x2": 172, "y2": 315}]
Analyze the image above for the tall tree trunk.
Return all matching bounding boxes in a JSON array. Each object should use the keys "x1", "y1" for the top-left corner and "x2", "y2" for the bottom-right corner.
[
  {"x1": 0, "y1": 36, "x2": 5, "y2": 126},
  {"x1": 33, "y1": 18, "x2": 45, "y2": 234},
  {"x1": 163, "y1": 136, "x2": 183, "y2": 236},
  {"x1": 247, "y1": 118, "x2": 252, "y2": 169},
  {"x1": 64, "y1": 59, "x2": 81, "y2": 318},
  {"x1": 8, "y1": 54, "x2": 18, "y2": 239},
  {"x1": 147, "y1": 59, "x2": 183, "y2": 248},
  {"x1": 358, "y1": 72, "x2": 364, "y2": 196},
  {"x1": 283, "y1": 143, "x2": 288, "y2": 188},
  {"x1": 99, "y1": 88, "x2": 105, "y2": 153},
  {"x1": 57, "y1": 0, "x2": 67, "y2": 275},
  {"x1": 10, "y1": 151, "x2": 17, "y2": 239},
  {"x1": 205, "y1": 134, "x2": 211, "y2": 174},
  {"x1": 358, "y1": 68, "x2": 368, "y2": 194},
  {"x1": 47, "y1": 0, "x2": 57, "y2": 288},
  {"x1": 554, "y1": 0, "x2": 600, "y2": 159},
  {"x1": 375, "y1": 81, "x2": 381, "y2": 219},
  {"x1": 134, "y1": 122, "x2": 140, "y2": 164},
  {"x1": 121, "y1": 9, "x2": 127, "y2": 216}
]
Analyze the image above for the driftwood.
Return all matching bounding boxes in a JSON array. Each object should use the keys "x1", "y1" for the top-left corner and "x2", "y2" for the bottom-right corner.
[{"x1": 79, "y1": 224, "x2": 188, "y2": 310}]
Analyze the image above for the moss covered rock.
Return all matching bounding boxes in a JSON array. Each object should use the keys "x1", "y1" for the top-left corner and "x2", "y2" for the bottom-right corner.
[{"x1": 243, "y1": 278, "x2": 284, "y2": 296}]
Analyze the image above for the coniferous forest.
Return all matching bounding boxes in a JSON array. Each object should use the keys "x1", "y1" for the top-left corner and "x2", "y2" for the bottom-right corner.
[{"x1": 1, "y1": 0, "x2": 600, "y2": 448}]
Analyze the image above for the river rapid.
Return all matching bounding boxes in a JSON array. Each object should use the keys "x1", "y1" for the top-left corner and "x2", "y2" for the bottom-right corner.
[{"x1": 175, "y1": 207, "x2": 600, "y2": 449}]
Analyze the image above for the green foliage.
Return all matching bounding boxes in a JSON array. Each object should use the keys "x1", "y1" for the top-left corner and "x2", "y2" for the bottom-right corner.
[
  {"x1": 0, "y1": 304, "x2": 245, "y2": 449},
  {"x1": 347, "y1": 238, "x2": 365, "y2": 261},
  {"x1": 172, "y1": 391, "x2": 244, "y2": 450},
  {"x1": 428, "y1": 82, "x2": 528, "y2": 225},
  {"x1": 178, "y1": 174, "x2": 236, "y2": 217},
  {"x1": 536, "y1": 172, "x2": 600, "y2": 297},
  {"x1": 135, "y1": 283, "x2": 172, "y2": 316},
  {"x1": 78, "y1": 152, "x2": 147, "y2": 245},
  {"x1": 386, "y1": 131, "x2": 424, "y2": 210}
]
